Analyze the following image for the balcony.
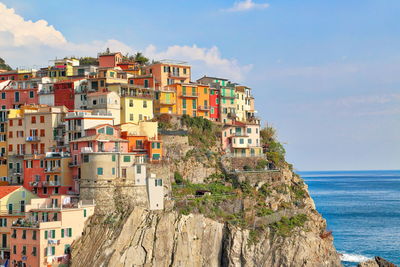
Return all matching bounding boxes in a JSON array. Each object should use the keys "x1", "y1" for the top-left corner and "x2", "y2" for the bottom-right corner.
[
  {"x1": 168, "y1": 72, "x2": 187, "y2": 79},
  {"x1": 12, "y1": 169, "x2": 22, "y2": 175},
  {"x1": 44, "y1": 167, "x2": 61, "y2": 174},
  {"x1": 26, "y1": 136, "x2": 40, "y2": 142},
  {"x1": 181, "y1": 93, "x2": 198, "y2": 98},
  {"x1": 42, "y1": 181, "x2": 61, "y2": 187},
  {"x1": 30, "y1": 181, "x2": 42, "y2": 188},
  {"x1": 198, "y1": 105, "x2": 210, "y2": 111},
  {"x1": 68, "y1": 162, "x2": 78, "y2": 167},
  {"x1": 159, "y1": 99, "x2": 176, "y2": 105}
]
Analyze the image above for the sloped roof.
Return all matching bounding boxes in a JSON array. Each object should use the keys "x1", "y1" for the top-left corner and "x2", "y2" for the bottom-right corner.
[
  {"x1": 71, "y1": 133, "x2": 128, "y2": 143},
  {"x1": 0, "y1": 186, "x2": 21, "y2": 199}
]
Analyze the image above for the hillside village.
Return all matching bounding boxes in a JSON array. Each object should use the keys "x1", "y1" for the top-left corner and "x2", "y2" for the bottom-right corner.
[{"x1": 0, "y1": 51, "x2": 288, "y2": 267}]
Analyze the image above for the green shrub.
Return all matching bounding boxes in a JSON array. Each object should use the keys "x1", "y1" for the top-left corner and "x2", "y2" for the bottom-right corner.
[
  {"x1": 243, "y1": 165, "x2": 252, "y2": 171},
  {"x1": 259, "y1": 183, "x2": 271, "y2": 197},
  {"x1": 256, "y1": 207, "x2": 273, "y2": 217},
  {"x1": 174, "y1": 171, "x2": 184, "y2": 184},
  {"x1": 271, "y1": 214, "x2": 308, "y2": 236}
]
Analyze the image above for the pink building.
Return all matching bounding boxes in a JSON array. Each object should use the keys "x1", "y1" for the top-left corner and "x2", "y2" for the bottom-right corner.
[
  {"x1": 10, "y1": 195, "x2": 94, "y2": 267},
  {"x1": 221, "y1": 121, "x2": 263, "y2": 157},
  {"x1": 69, "y1": 124, "x2": 128, "y2": 190},
  {"x1": 0, "y1": 80, "x2": 39, "y2": 109}
]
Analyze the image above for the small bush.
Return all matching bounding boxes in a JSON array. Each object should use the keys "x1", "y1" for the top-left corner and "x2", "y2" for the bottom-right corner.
[
  {"x1": 243, "y1": 165, "x2": 252, "y2": 171},
  {"x1": 174, "y1": 171, "x2": 184, "y2": 184},
  {"x1": 271, "y1": 214, "x2": 308, "y2": 236}
]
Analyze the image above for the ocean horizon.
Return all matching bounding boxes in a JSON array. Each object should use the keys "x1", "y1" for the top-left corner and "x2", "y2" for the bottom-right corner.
[{"x1": 299, "y1": 170, "x2": 400, "y2": 267}]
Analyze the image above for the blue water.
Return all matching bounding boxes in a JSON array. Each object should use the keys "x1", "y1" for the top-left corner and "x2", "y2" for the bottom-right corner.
[{"x1": 299, "y1": 170, "x2": 400, "y2": 267}]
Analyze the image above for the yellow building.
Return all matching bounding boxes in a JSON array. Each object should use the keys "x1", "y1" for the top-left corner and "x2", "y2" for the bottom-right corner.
[
  {"x1": 0, "y1": 186, "x2": 36, "y2": 260},
  {"x1": 119, "y1": 85, "x2": 154, "y2": 124},
  {"x1": 47, "y1": 58, "x2": 79, "y2": 81},
  {"x1": 154, "y1": 88, "x2": 177, "y2": 115},
  {"x1": 235, "y1": 86, "x2": 247, "y2": 122},
  {"x1": 118, "y1": 121, "x2": 158, "y2": 139},
  {"x1": 0, "y1": 111, "x2": 7, "y2": 181},
  {"x1": 88, "y1": 68, "x2": 128, "y2": 91}
]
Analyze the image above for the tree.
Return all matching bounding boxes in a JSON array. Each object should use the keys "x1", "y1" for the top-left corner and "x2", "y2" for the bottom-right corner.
[
  {"x1": 133, "y1": 52, "x2": 149, "y2": 65},
  {"x1": 0, "y1": 57, "x2": 12, "y2": 71},
  {"x1": 260, "y1": 126, "x2": 286, "y2": 167},
  {"x1": 79, "y1": 57, "x2": 99, "y2": 66}
]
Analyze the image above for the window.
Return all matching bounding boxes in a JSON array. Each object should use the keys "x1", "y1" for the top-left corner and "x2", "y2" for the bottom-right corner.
[
  {"x1": 40, "y1": 129, "x2": 45, "y2": 137},
  {"x1": 44, "y1": 230, "x2": 48, "y2": 239},
  {"x1": 0, "y1": 218, "x2": 7, "y2": 227},
  {"x1": 1, "y1": 92, "x2": 5, "y2": 99},
  {"x1": 84, "y1": 209, "x2": 87, "y2": 217},
  {"x1": 130, "y1": 114, "x2": 134, "y2": 121},
  {"x1": 32, "y1": 230, "x2": 37, "y2": 240},
  {"x1": 22, "y1": 230, "x2": 26, "y2": 239},
  {"x1": 13, "y1": 245, "x2": 16, "y2": 254},
  {"x1": 29, "y1": 91, "x2": 34, "y2": 98},
  {"x1": 97, "y1": 168, "x2": 103, "y2": 175},
  {"x1": 123, "y1": 156, "x2": 130, "y2": 162},
  {"x1": 182, "y1": 99, "x2": 186, "y2": 109},
  {"x1": 192, "y1": 87, "x2": 196, "y2": 96},
  {"x1": 112, "y1": 155, "x2": 116, "y2": 162},
  {"x1": 31, "y1": 116, "x2": 36, "y2": 124},
  {"x1": 32, "y1": 246, "x2": 37, "y2": 256},
  {"x1": 143, "y1": 101, "x2": 147, "y2": 108},
  {"x1": 9, "y1": 120, "x2": 12, "y2": 126},
  {"x1": 216, "y1": 98, "x2": 219, "y2": 105},
  {"x1": 247, "y1": 128, "x2": 251, "y2": 134},
  {"x1": 248, "y1": 139, "x2": 252, "y2": 144},
  {"x1": 129, "y1": 100, "x2": 133, "y2": 107},
  {"x1": 8, "y1": 131, "x2": 12, "y2": 138},
  {"x1": 240, "y1": 139, "x2": 244, "y2": 144},
  {"x1": 61, "y1": 229, "x2": 64, "y2": 238},
  {"x1": 144, "y1": 80, "x2": 149, "y2": 88},
  {"x1": 18, "y1": 119, "x2": 22, "y2": 126},
  {"x1": 112, "y1": 167, "x2": 115, "y2": 175},
  {"x1": 192, "y1": 99, "x2": 196, "y2": 109},
  {"x1": 40, "y1": 116, "x2": 45, "y2": 123},
  {"x1": 83, "y1": 155, "x2": 89, "y2": 163},
  {"x1": 67, "y1": 228, "x2": 72, "y2": 237},
  {"x1": 136, "y1": 165, "x2": 141, "y2": 174},
  {"x1": 182, "y1": 86, "x2": 186, "y2": 96},
  {"x1": 155, "y1": 179, "x2": 163, "y2": 186}
]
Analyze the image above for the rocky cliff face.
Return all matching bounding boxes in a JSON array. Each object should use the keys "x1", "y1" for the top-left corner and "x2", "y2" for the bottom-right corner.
[
  {"x1": 71, "y1": 167, "x2": 341, "y2": 267},
  {"x1": 71, "y1": 206, "x2": 340, "y2": 267}
]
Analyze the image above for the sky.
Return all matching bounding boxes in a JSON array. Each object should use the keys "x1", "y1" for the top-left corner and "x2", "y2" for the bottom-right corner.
[{"x1": 0, "y1": 0, "x2": 399, "y2": 171}]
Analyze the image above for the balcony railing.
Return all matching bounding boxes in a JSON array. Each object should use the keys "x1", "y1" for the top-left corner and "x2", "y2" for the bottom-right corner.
[
  {"x1": 159, "y1": 99, "x2": 176, "y2": 105},
  {"x1": 26, "y1": 136, "x2": 40, "y2": 142},
  {"x1": 181, "y1": 93, "x2": 198, "y2": 98},
  {"x1": 42, "y1": 181, "x2": 61, "y2": 187},
  {"x1": 44, "y1": 167, "x2": 61, "y2": 173},
  {"x1": 197, "y1": 105, "x2": 210, "y2": 111}
]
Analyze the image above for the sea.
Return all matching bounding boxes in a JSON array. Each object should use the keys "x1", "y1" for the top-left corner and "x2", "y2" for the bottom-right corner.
[{"x1": 299, "y1": 170, "x2": 400, "y2": 267}]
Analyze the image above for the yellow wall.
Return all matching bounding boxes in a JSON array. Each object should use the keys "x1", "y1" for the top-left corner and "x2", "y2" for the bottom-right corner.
[
  {"x1": 120, "y1": 96, "x2": 153, "y2": 124},
  {"x1": 119, "y1": 121, "x2": 158, "y2": 139},
  {"x1": 157, "y1": 90, "x2": 177, "y2": 115},
  {"x1": 0, "y1": 187, "x2": 37, "y2": 214},
  {"x1": 235, "y1": 89, "x2": 246, "y2": 122}
]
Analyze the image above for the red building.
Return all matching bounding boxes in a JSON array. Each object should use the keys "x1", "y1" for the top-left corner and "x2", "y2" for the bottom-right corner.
[
  {"x1": 128, "y1": 75, "x2": 156, "y2": 89},
  {"x1": 98, "y1": 52, "x2": 123, "y2": 68},
  {"x1": 209, "y1": 87, "x2": 220, "y2": 122},
  {"x1": 23, "y1": 152, "x2": 74, "y2": 198},
  {"x1": 0, "y1": 80, "x2": 39, "y2": 109},
  {"x1": 54, "y1": 78, "x2": 85, "y2": 110}
]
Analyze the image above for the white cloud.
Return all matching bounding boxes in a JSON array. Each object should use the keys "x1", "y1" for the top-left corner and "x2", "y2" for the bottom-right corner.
[
  {"x1": 145, "y1": 44, "x2": 252, "y2": 82},
  {"x1": 224, "y1": 0, "x2": 270, "y2": 12},
  {"x1": 0, "y1": 3, "x2": 66, "y2": 47},
  {"x1": 0, "y1": 2, "x2": 249, "y2": 82}
]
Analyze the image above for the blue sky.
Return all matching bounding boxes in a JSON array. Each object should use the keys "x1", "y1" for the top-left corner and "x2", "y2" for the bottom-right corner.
[{"x1": 0, "y1": 0, "x2": 399, "y2": 170}]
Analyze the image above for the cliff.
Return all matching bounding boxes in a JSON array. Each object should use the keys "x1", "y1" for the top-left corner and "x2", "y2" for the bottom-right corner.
[
  {"x1": 71, "y1": 167, "x2": 341, "y2": 267},
  {"x1": 71, "y1": 119, "x2": 341, "y2": 266}
]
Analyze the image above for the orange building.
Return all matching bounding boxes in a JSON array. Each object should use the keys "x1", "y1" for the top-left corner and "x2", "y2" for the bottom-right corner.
[
  {"x1": 169, "y1": 83, "x2": 210, "y2": 119},
  {"x1": 145, "y1": 60, "x2": 191, "y2": 88}
]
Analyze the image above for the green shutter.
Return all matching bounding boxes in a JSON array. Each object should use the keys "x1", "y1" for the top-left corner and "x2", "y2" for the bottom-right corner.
[
  {"x1": 112, "y1": 155, "x2": 116, "y2": 162},
  {"x1": 52, "y1": 246, "x2": 55, "y2": 255},
  {"x1": 44, "y1": 231, "x2": 48, "y2": 239},
  {"x1": 45, "y1": 247, "x2": 47, "y2": 256},
  {"x1": 192, "y1": 99, "x2": 196, "y2": 109},
  {"x1": 182, "y1": 99, "x2": 186, "y2": 108},
  {"x1": 123, "y1": 156, "x2": 130, "y2": 162},
  {"x1": 61, "y1": 229, "x2": 64, "y2": 238},
  {"x1": 52, "y1": 230, "x2": 55, "y2": 238},
  {"x1": 192, "y1": 87, "x2": 196, "y2": 96},
  {"x1": 84, "y1": 209, "x2": 87, "y2": 217},
  {"x1": 97, "y1": 168, "x2": 103, "y2": 175},
  {"x1": 182, "y1": 86, "x2": 186, "y2": 95}
]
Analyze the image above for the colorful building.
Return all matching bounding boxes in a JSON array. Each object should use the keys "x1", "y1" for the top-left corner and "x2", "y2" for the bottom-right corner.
[
  {"x1": 9, "y1": 195, "x2": 94, "y2": 267},
  {"x1": 64, "y1": 110, "x2": 115, "y2": 145},
  {"x1": 0, "y1": 79, "x2": 39, "y2": 110},
  {"x1": 145, "y1": 60, "x2": 191, "y2": 88},
  {"x1": 118, "y1": 85, "x2": 154, "y2": 124},
  {"x1": 47, "y1": 58, "x2": 80, "y2": 81},
  {"x1": 0, "y1": 186, "x2": 37, "y2": 261},
  {"x1": 119, "y1": 122, "x2": 162, "y2": 161},
  {"x1": 53, "y1": 78, "x2": 87, "y2": 110},
  {"x1": 154, "y1": 87, "x2": 177, "y2": 115},
  {"x1": 23, "y1": 151, "x2": 74, "y2": 198},
  {"x1": 197, "y1": 76, "x2": 236, "y2": 124},
  {"x1": 221, "y1": 121, "x2": 263, "y2": 157},
  {"x1": 7, "y1": 106, "x2": 68, "y2": 185},
  {"x1": 98, "y1": 51, "x2": 123, "y2": 68},
  {"x1": 0, "y1": 110, "x2": 7, "y2": 181},
  {"x1": 87, "y1": 91, "x2": 121, "y2": 124}
]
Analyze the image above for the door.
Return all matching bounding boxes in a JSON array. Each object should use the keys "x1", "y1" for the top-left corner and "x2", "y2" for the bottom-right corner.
[{"x1": 20, "y1": 200, "x2": 25, "y2": 213}]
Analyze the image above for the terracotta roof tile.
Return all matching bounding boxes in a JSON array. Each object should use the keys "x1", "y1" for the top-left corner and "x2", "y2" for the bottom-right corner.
[{"x1": 0, "y1": 186, "x2": 21, "y2": 199}]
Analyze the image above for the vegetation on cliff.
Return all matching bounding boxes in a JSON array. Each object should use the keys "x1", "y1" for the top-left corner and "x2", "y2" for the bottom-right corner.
[{"x1": 0, "y1": 57, "x2": 12, "y2": 71}]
